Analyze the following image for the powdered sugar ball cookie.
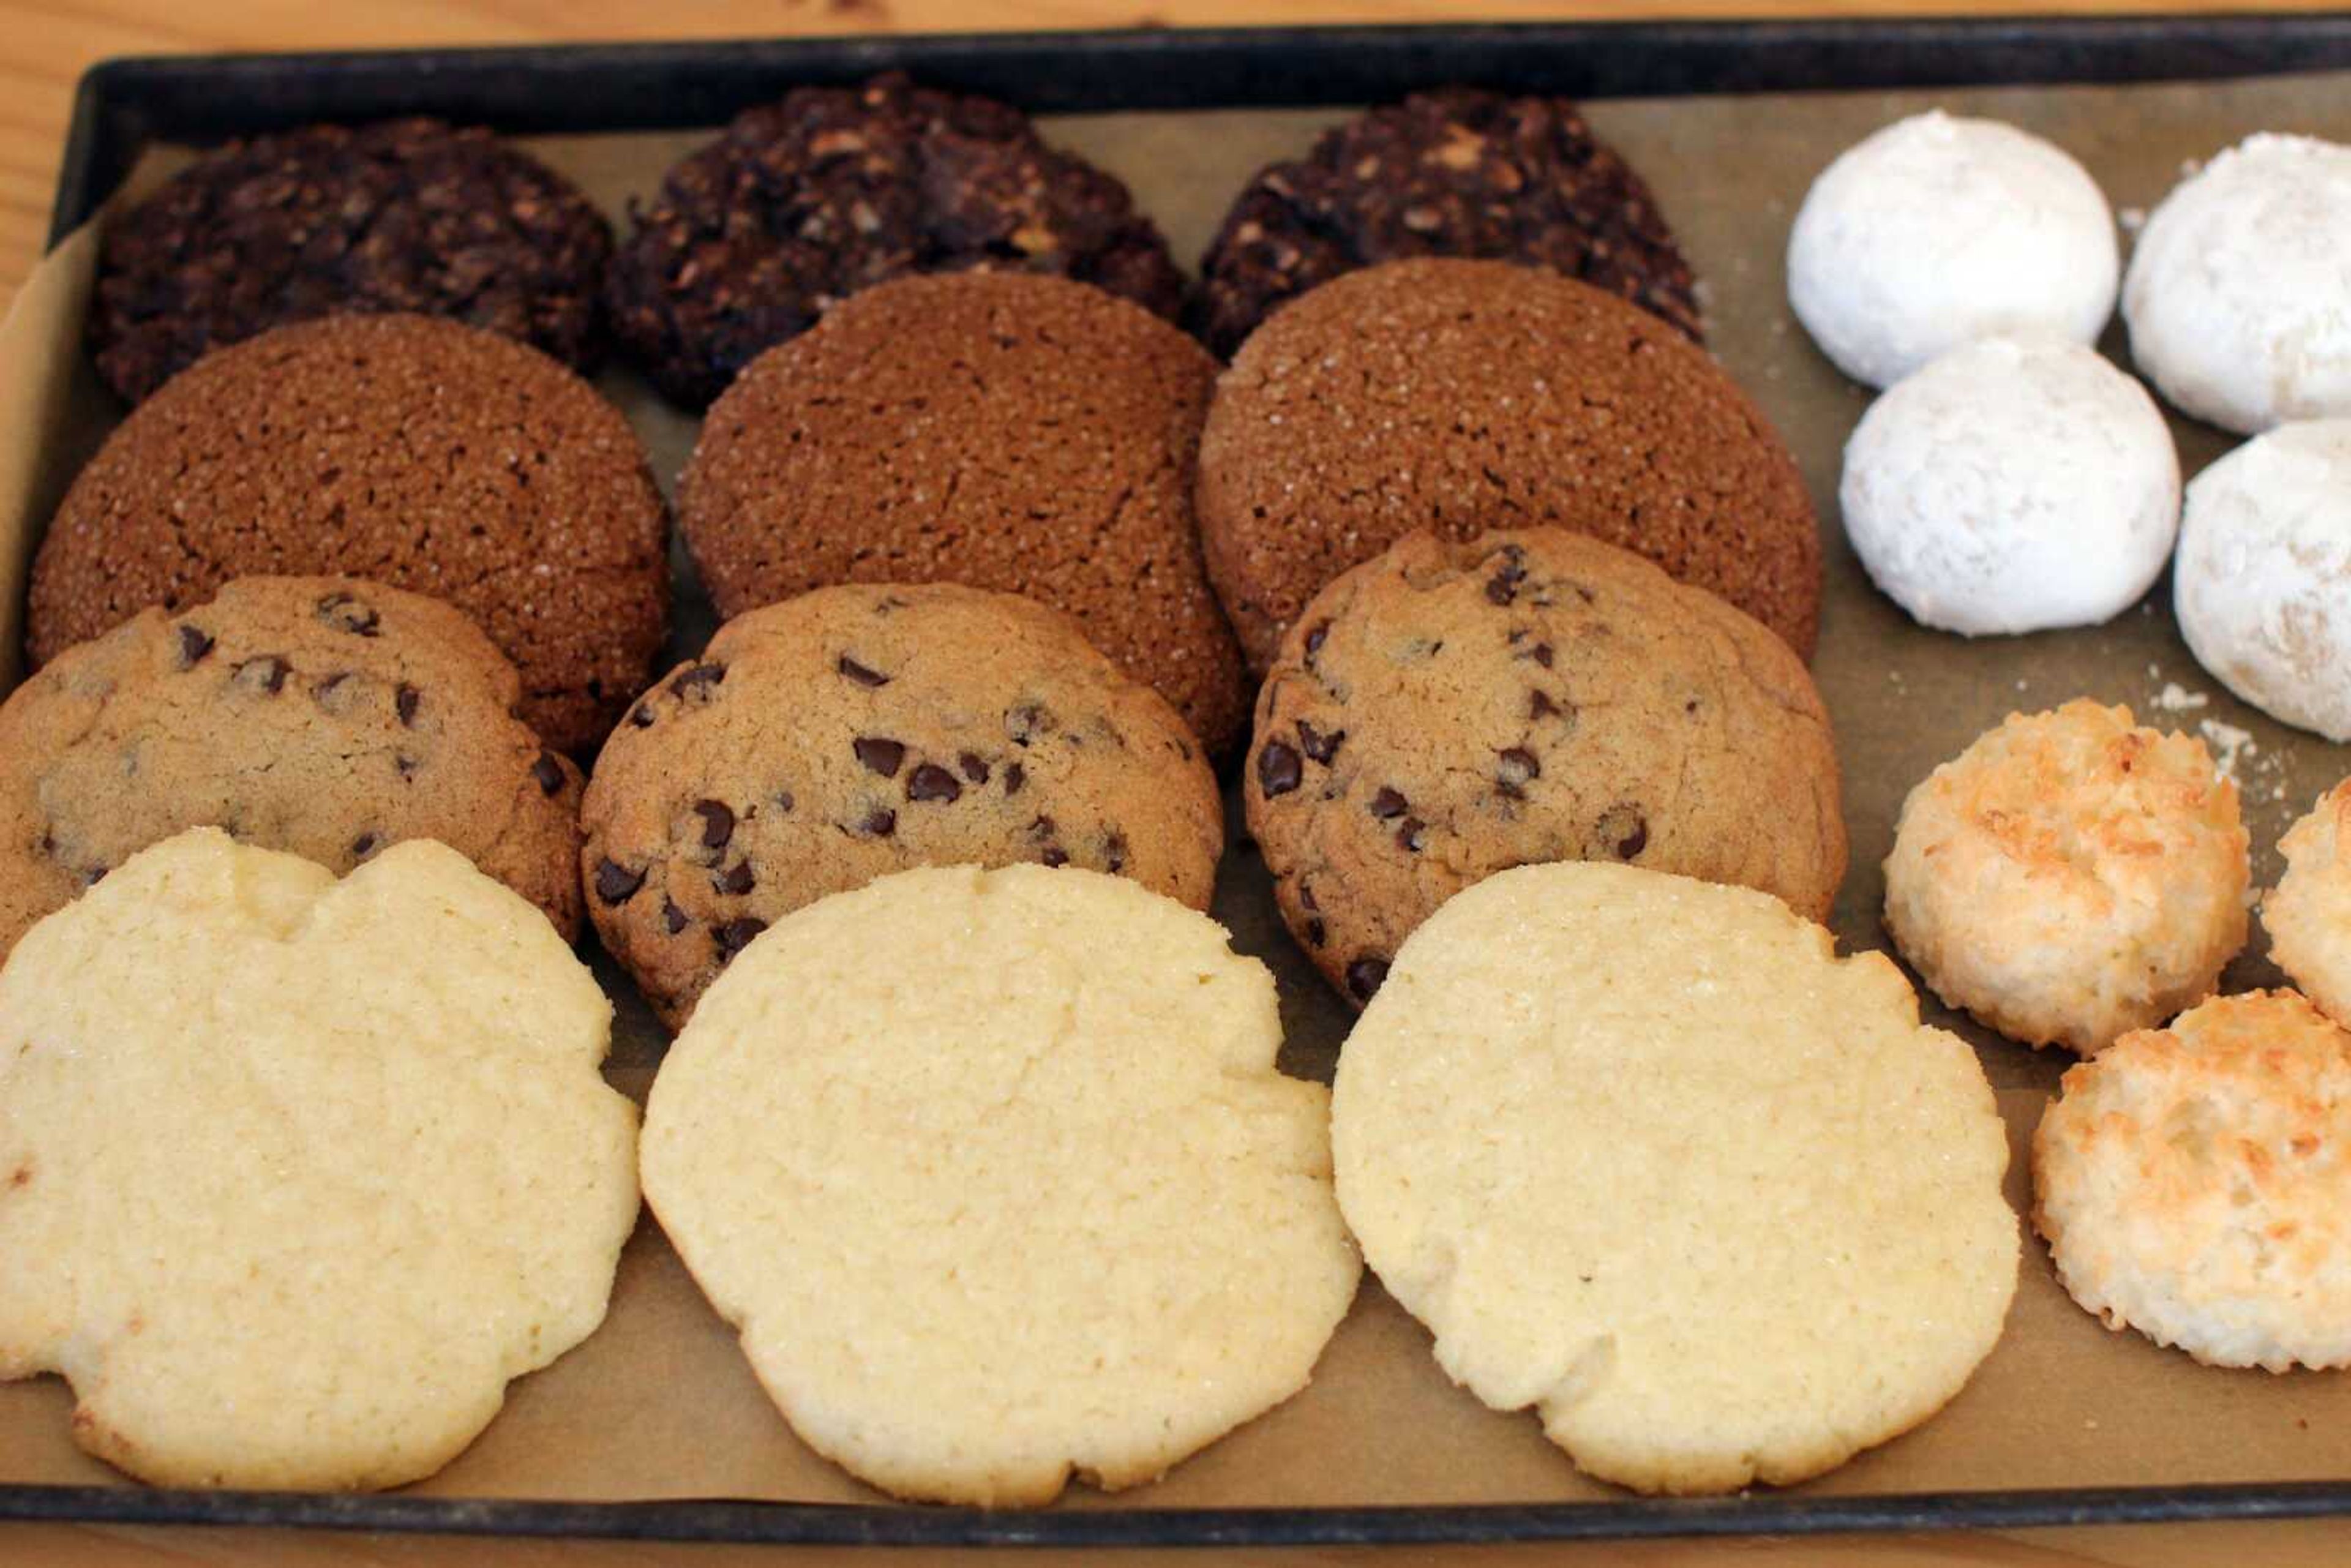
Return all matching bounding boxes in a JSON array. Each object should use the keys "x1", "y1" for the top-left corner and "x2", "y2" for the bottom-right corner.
[
  {"x1": 1840, "y1": 336, "x2": 2179, "y2": 634},
  {"x1": 2035, "y1": 989, "x2": 2351, "y2": 1370},
  {"x1": 1788, "y1": 111, "x2": 2118, "y2": 388},
  {"x1": 641, "y1": 865, "x2": 1359, "y2": 1507},
  {"x1": 1884, "y1": 701, "x2": 2248, "y2": 1054},
  {"x1": 2173, "y1": 419, "x2": 2351, "y2": 742},
  {"x1": 0, "y1": 829, "x2": 639, "y2": 1490},
  {"x1": 1333, "y1": 862, "x2": 2017, "y2": 1496},
  {"x1": 2123, "y1": 135, "x2": 2351, "y2": 434},
  {"x1": 2265, "y1": 779, "x2": 2351, "y2": 1027}
]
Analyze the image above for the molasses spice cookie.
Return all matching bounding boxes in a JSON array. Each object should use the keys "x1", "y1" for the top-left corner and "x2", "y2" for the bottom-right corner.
[
  {"x1": 608, "y1": 72, "x2": 1185, "y2": 407},
  {"x1": 1198, "y1": 258, "x2": 1820, "y2": 675},
  {"x1": 583, "y1": 583, "x2": 1222, "y2": 1030},
  {"x1": 1197, "y1": 87, "x2": 1702, "y2": 359},
  {"x1": 1248, "y1": 530, "x2": 1845, "y2": 1007},
  {"x1": 0, "y1": 576, "x2": 584, "y2": 962},
  {"x1": 679, "y1": 271, "x2": 1250, "y2": 752},
  {"x1": 29, "y1": 314, "x2": 670, "y2": 753},
  {"x1": 91, "y1": 118, "x2": 611, "y2": 405}
]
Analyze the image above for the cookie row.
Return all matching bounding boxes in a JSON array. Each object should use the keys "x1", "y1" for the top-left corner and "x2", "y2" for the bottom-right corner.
[{"x1": 91, "y1": 77, "x2": 1702, "y2": 408}]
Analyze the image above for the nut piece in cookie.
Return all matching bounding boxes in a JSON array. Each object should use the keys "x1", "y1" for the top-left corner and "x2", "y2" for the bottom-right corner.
[
  {"x1": 1197, "y1": 258, "x2": 1819, "y2": 675},
  {"x1": 1196, "y1": 86, "x2": 1701, "y2": 359},
  {"x1": 607, "y1": 71, "x2": 1185, "y2": 407},
  {"x1": 1333, "y1": 861, "x2": 2017, "y2": 1495},
  {"x1": 1247, "y1": 528, "x2": 1844, "y2": 1008},
  {"x1": 678, "y1": 271, "x2": 1248, "y2": 752},
  {"x1": 582, "y1": 582, "x2": 1222, "y2": 1030},
  {"x1": 0, "y1": 829, "x2": 638, "y2": 1490},
  {"x1": 2265, "y1": 779, "x2": 2351, "y2": 1029},
  {"x1": 641, "y1": 863, "x2": 1358, "y2": 1506},
  {"x1": 2035, "y1": 989, "x2": 2351, "y2": 1370},
  {"x1": 90, "y1": 118, "x2": 613, "y2": 405},
  {"x1": 1883, "y1": 700, "x2": 2248, "y2": 1054},
  {"x1": 29, "y1": 315, "x2": 670, "y2": 752},
  {"x1": 0, "y1": 575, "x2": 585, "y2": 961}
]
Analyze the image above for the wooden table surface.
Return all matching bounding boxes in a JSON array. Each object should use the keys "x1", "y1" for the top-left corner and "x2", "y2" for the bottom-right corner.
[{"x1": 5, "y1": 1, "x2": 2350, "y2": 1564}]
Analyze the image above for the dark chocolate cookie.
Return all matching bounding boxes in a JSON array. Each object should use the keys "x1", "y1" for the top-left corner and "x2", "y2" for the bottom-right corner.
[
  {"x1": 0, "y1": 575, "x2": 585, "y2": 962},
  {"x1": 1246, "y1": 529, "x2": 1845, "y2": 1008},
  {"x1": 581, "y1": 583, "x2": 1222, "y2": 1029},
  {"x1": 1197, "y1": 258, "x2": 1820, "y2": 675},
  {"x1": 605, "y1": 72, "x2": 1186, "y2": 407},
  {"x1": 678, "y1": 270, "x2": 1250, "y2": 755},
  {"x1": 29, "y1": 314, "x2": 670, "y2": 754},
  {"x1": 90, "y1": 118, "x2": 611, "y2": 405},
  {"x1": 1195, "y1": 88, "x2": 1701, "y2": 358}
]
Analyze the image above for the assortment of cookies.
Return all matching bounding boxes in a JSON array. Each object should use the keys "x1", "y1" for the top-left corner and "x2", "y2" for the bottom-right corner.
[{"x1": 3, "y1": 70, "x2": 2350, "y2": 1514}]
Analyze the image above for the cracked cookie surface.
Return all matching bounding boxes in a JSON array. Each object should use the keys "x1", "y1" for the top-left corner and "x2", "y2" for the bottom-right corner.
[
  {"x1": 1197, "y1": 257, "x2": 1820, "y2": 674},
  {"x1": 678, "y1": 269, "x2": 1248, "y2": 753},
  {"x1": 0, "y1": 576, "x2": 584, "y2": 962},
  {"x1": 1246, "y1": 528, "x2": 1844, "y2": 1007},
  {"x1": 29, "y1": 313, "x2": 669, "y2": 753},
  {"x1": 581, "y1": 582, "x2": 1222, "y2": 1030}
]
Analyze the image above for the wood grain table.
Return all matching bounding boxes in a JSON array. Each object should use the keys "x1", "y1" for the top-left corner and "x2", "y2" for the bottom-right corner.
[{"x1": 4, "y1": 2, "x2": 2349, "y2": 1565}]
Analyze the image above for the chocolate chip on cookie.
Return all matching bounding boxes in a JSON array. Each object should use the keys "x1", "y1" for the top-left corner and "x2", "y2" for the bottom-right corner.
[
  {"x1": 581, "y1": 582, "x2": 1223, "y2": 1030},
  {"x1": 606, "y1": 72, "x2": 1185, "y2": 407},
  {"x1": 29, "y1": 314, "x2": 670, "y2": 752},
  {"x1": 0, "y1": 576, "x2": 585, "y2": 962},
  {"x1": 1245, "y1": 528, "x2": 1845, "y2": 1008},
  {"x1": 1196, "y1": 88, "x2": 1701, "y2": 358},
  {"x1": 679, "y1": 270, "x2": 1249, "y2": 754},
  {"x1": 90, "y1": 118, "x2": 610, "y2": 405},
  {"x1": 1198, "y1": 258, "x2": 1820, "y2": 675}
]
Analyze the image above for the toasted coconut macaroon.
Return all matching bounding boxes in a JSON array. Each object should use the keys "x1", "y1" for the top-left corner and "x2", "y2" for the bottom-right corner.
[
  {"x1": 1883, "y1": 700, "x2": 2248, "y2": 1054},
  {"x1": 2268, "y1": 779, "x2": 2351, "y2": 1028},
  {"x1": 2035, "y1": 989, "x2": 2351, "y2": 1370}
]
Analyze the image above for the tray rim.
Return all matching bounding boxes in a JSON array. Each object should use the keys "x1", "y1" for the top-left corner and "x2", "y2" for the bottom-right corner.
[{"x1": 20, "y1": 9, "x2": 2351, "y2": 1548}]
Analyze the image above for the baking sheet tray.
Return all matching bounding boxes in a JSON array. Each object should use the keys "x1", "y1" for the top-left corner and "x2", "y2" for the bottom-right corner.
[{"x1": 6, "y1": 17, "x2": 2351, "y2": 1548}]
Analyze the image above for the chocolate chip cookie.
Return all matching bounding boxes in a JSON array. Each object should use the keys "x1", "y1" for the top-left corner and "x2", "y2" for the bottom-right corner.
[
  {"x1": 0, "y1": 576, "x2": 584, "y2": 962},
  {"x1": 1198, "y1": 258, "x2": 1821, "y2": 675},
  {"x1": 1246, "y1": 529, "x2": 1845, "y2": 1007},
  {"x1": 606, "y1": 72, "x2": 1185, "y2": 407},
  {"x1": 90, "y1": 118, "x2": 611, "y2": 405},
  {"x1": 1195, "y1": 88, "x2": 1701, "y2": 358},
  {"x1": 29, "y1": 313, "x2": 670, "y2": 754},
  {"x1": 581, "y1": 582, "x2": 1223, "y2": 1030},
  {"x1": 678, "y1": 270, "x2": 1250, "y2": 754}
]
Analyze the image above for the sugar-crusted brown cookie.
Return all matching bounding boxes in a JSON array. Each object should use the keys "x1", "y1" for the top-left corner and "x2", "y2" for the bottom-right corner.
[
  {"x1": 606, "y1": 72, "x2": 1185, "y2": 407},
  {"x1": 1195, "y1": 88, "x2": 1702, "y2": 359},
  {"x1": 0, "y1": 576, "x2": 583, "y2": 962},
  {"x1": 1198, "y1": 258, "x2": 1821, "y2": 675},
  {"x1": 1247, "y1": 530, "x2": 1845, "y2": 1007},
  {"x1": 28, "y1": 315, "x2": 670, "y2": 753},
  {"x1": 581, "y1": 583, "x2": 1222, "y2": 1030},
  {"x1": 677, "y1": 271, "x2": 1250, "y2": 754},
  {"x1": 89, "y1": 118, "x2": 612, "y2": 406}
]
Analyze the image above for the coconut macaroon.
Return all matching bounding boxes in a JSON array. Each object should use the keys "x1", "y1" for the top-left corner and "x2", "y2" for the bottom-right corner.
[
  {"x1": 1883, "y1": 701, "x2": 2249, "y2": 1054},
  {"x1": 2035, "y1": 989, "x2": 2351, "y2": 1371},
  {"x1": 2266, "y1": 779, "x2": 2351, "y2": 1028},
  {"x1": 1333, "y1": 861, "x2": 2017, "y2": 1496},
  {"x1": 640, "y1": 864, "x2": 1359, "y2": 1507}
]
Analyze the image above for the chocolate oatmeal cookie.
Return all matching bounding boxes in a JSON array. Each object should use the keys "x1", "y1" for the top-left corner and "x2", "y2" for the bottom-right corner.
[
  {"x1": 582, "y1": 583, "x2": 1221, "y2": 1030},
  {"x1": 29, "y1": 314, "x2": 670, "y2": 754},
  {"x1": 90, "y1": 118, "x2": 610, "y2": 405},
  {"x1": 606, "y1": 72, "x2": 1185, "y2": 407},
  {"x1": 1195, "y1": 88, "x2": 1701, "y2": 358},
  {"x1": 0, "y1": 576, "x2": 583, "y2": 961},
  {"x1": 1246, "y1": 529, "x2": 1845, "y2": 1007},
  {"x1": 1198, "y1": 258, "x2": 1820, "y2": 675},
  {"x1": 678, "y1": 270, "x2": 1249, "y2": 754}
]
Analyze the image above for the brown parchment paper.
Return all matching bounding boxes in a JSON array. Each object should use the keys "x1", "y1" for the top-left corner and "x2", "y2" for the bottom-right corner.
[{"x1": 2, "y1": 65, "x2": 2350, "y2": 1517}]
